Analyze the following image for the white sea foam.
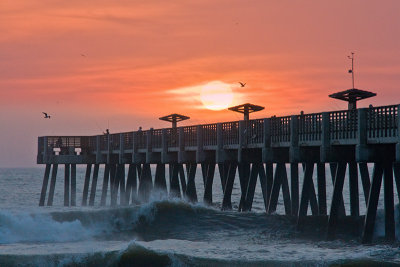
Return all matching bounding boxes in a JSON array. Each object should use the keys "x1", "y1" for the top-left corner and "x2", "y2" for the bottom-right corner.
[{"x1": 0, "y1": 210, "x2": 99, "y2": 244}]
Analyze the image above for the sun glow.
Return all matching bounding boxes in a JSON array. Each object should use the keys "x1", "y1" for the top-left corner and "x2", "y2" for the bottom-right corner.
[{"x1": 200, "y1": 81, "x2": 234, "y2": 111}]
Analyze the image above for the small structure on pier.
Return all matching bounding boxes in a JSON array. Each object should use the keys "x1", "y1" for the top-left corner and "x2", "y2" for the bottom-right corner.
[
  {"x1": 228, "y1": 103, "x2": 264, "y2": 120},
  {"x1": 329, "y1": 52, "x2": 377, "y2": 110},
  {"x1": 329, "y1": 88, "x2": 376, "y2": 110},
  {"x1": 159, "y1": 113, "x2": 190, "y2": 128}
]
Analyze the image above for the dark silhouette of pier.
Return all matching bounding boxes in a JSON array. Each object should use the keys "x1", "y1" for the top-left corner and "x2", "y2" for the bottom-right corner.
[{"x1": 37, "y1": 100, "x2": 400, "y2": 243}]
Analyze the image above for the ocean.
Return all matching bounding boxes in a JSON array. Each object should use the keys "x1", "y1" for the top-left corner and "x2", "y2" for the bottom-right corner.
[{"x1": 0, "y1": 166, "x2": 399, "y2": 266}]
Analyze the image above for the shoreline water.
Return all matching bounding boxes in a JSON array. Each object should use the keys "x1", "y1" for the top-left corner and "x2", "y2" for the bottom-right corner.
[{"x1": 1, "y1": 167, "x2": 400, "y2": 266}]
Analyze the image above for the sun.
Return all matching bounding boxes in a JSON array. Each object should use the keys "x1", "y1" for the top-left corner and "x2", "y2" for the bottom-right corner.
[{"x1": 200, "y1": 81, "x2": 234, "y2": 111}]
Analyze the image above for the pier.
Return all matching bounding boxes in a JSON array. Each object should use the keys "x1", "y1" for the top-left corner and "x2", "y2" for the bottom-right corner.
[{"x1": 37, "y1": 101, "x2": 400, "y2": 243}]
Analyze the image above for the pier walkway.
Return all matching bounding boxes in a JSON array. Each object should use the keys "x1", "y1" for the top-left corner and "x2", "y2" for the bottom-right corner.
[{"x1": 37, "y1": 104, "x2": 400, "y2": 243}]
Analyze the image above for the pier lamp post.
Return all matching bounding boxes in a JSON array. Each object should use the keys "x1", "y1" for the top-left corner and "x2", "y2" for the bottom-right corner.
[
  {"x1": 329, "y1": 88, "x2": 376, "y2": 110},
  {"x1": 228, "y1": 103, "x2": 265, "y2": 120},
  {"x1": 159, "y1": 113, "x2": 190, "y2": 128}
]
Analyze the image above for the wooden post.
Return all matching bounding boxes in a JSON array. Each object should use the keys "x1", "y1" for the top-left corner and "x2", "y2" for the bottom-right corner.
[
  {"x1": 82, "y1": 164, "x2": 92, "y2": 206},
  {"x1": 397, "y1": 104, "x2": 400, "y2": 162},
  {"x1": 349, "y1": 162, "x2": 359, "y2": 216},
  {"x1": 107, "y1": 132, "x2": 111, "y2": 164},
  {"x1": 393, "y1": 163, "x2": 400, "y2": 204},
  {"x1": 132, "y1": 131, "x2": 138, "y2": 163},
  {"x1": 138, "y1": 164, "x2": 153, "y2": 202},
  {"x1": 238, "y1": 162, "x2": 250, "y2": 211},
  {"x1": 161, "y1": 129, "x2": 167, "y2": 163},
  {"x1": 178, "y1": 164, "x2": 187, "y2": 196},
  {"x1": 146, "y1": 129, "x2": 153, "y2": 163},
  {"x1": 203, "y1": 163, "x2": 216, "y2": 205},
  {"x1": 362, "y1": 163, "x2": 384, "y2": 243},
  {"x1": 238, "y1": 120, "x2": 245, "y2": 162},
  {"x1": 119, "y1": 134, "x2": 124, "y2": 164},
  {"x1": 185, "y1": 163, "x2": 198, "y2": 203},
  {"x1": 301, "y1": 163, "x2": 319, "y2": 215},
  {"x1": 218, "y1": 163, "x2": 227, "y2": 194},
  {"x1": 125, "y1": 164, "x2": 138, "y2": 204},
  {"x1": 258, "y1": 164, "x2": 269, "y2": 212},
  {"x1": 71, "y1": 164, "x2": 76, "y2": 206},
  {"x1": 118, "y1": 164, "x2": 126, "y2": 205},
  {"x1": 154, "y1": 164, "x2": 167, "y2": 193},
  {"x1": 169, "y1": 164, "x2": 181, "y2": 198},
  {"x1": 359, "y1": 163, "x2": 371, "y2": 204},
  {"x1": 89, "y1": 164, "x2": 99, "y2": 206},
  {"x1": 47, "y1": 164, "x2": 58, "y2": 206},
  {"x1": 327, "y1": 162, "x2": 348, "y2": 240},
  {"x1": 64, "y1": 164, "x2": 70, "y2": 206},
  {"x1": 110, "y1": 164, "x2": 118, "y2": 206},
  {"x1": 356, "y1": 108, "x2": 368, "y2": 162},
  {"x1": 243, "y1": 163, "x2": 260, "y2": 211},
  {"x1": 291, "y1": 163, "x2": 299, "y2": 216},
  {"x1": 297, "y1": 162, "x2": 314, "y2": 230},
  {"x1": 222, "y1": 162, "x2": 237, "y2": 210},
  {"x1": 96, "y1": 135, "x2": 101, "y2": 163},
  {"x1": 100, "y1": 164, "x2": 110, "y2": 206},
  {"x1": 196, "y1": 125, "x2": 204, "y2": 163},
  {"x1": 39, "y1": 164, "x2": 51, "y2": 206},
  {"x1": 329, "y1": 163, "x2": 346, "y2": 216},
  {"x1": 265, "y1": 163, "x2": 273, "y2": 210},
  {"x1": 268, "y1": 163, "x2": 291, "y2": 215},
  {"x1": 317, "y1": 163, "x2": 327, "y2": 215},
  {"x1": 383, "y1": 163, "x2": 395, "y2": 241},
  {"x1": 290, "y1": 115, "x2": 299, "y2": 163},
  {"x1": 321, "y1": 112, "x2": 330, "y2": 162}
]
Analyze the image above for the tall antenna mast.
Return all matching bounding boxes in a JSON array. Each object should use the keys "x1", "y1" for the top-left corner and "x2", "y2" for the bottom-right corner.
[{"x1": 348, "y1": 52, "x2": 355, "y2": 88}]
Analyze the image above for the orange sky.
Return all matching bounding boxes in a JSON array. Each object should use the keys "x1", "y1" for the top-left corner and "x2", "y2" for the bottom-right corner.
[{"x1": 1, "y1": 0, "x2": 400, "y2": 167}]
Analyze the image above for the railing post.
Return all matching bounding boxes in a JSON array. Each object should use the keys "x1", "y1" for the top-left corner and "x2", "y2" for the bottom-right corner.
[
  {"x1": 196, "y1": 125, "x2": 204, "y2": 162},
  {"x1": 146, "y1": 129, "x2": 153, "y2": 163},
  {"x1": 396, "y1": 105, "x2": 400, "y2": 162},
  {"x1": 262, "y1": 118, "x2": 271, "y2": 162},
  {"x1": 132, "y1": 131, "x2": 138, "y2": 164},
  {"x1": 356, "y1": 108, "x2": 368, "y2": 162},
  {"x1": 107, "y1": 133, "x2": 111, "y2": 164},
  {"x1": 263, "y1": 118, "x2": 271, "y2": 148},
  {"x1": 96, "y1": 135, "x2": 101, "y2": 163},
  {"x1": 216, "y1": 123, "x2": 225, "y2": 163},
  {"x1": 238, "y1": 120, "x2": 245, "y2": 162},
  {"x1": 37, "y1": 137, "x2": 43, "y2": 163},
  {"x1": 178, "y1": 127, "x2": 185, "y2": 163},
  {"x1": 43, "y1": 136, "x2": 48, "y2": 163},
  {"x1": 161, "y1": 129, "x2": 168, "y2": 163},
  {"x1": 321, "y1": 112, "x2": 330, "y2": 162},
  {"x1": 119, "y1": 133, "x2": 124, "y2": 164},
  {"x1": 179, "y1": 127, "x2": 184, "y2": 151},
  {"x1": 290, "y1": 115, "x2": 299, "y2": 162}
]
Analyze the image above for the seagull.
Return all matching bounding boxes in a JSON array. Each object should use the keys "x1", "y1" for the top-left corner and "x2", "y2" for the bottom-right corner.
[
  {"x1": 42, "y1": 112, "x2": 51, "y2": 119},
  {"x1": 81, "y1": 54, "x2": 86, "y2": 57},
  {"x1": 238, "y1": 82, "x2": 246, "y2": 87}
]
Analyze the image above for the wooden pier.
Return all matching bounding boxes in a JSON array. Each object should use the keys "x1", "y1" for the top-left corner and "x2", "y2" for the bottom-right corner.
[{"x1": 37, "y1": 104, "x2": 400, "y2": 243}]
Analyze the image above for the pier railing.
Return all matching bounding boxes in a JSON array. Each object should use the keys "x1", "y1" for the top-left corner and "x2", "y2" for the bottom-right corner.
[
  {"x1": 330, "y1": 110, "x2": 358, "y2": 144},
  {"x1": 38, "y1": 104, "x2": 400, "y2": 157},
  {"x1": 298, "y1": 113, "x2": 322, "y2": 144},
  {"x1": 367, "y1": 105, "x2": 398, "y2": 142}
]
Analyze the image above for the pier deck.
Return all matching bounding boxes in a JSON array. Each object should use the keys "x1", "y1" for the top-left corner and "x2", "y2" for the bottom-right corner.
[{"x1": 37, "y1": 104, "x2": 400, "y2": 243}]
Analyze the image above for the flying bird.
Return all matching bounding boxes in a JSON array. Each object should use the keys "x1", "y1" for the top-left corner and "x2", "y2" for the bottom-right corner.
[
  {"x1": 42, "y1": 112, "x2": 51, "y2": 119},
  {"x1": 238, "y1": 82, "x2": 246, "y2": 87}
]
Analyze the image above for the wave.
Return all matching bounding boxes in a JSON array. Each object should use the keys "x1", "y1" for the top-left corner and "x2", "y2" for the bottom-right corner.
[
  {"x1": 0, "y1": 200, "x2": 295, "y2": 245},
  {"x1": 0, "y1": 241, "x2": 398, "y2": 267},
  {"x1": 1, "y1": 200, "x2": 399, "y2": 246}
]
